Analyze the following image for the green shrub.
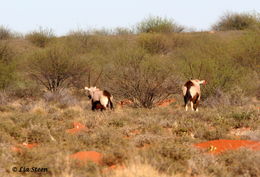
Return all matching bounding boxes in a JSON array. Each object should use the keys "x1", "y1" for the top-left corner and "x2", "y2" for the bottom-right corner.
[
  {"x1": 138, "y1": 33, "x2": 171, "y2": 54},
  {"x1": 26, "y1": 27, "x2": 55, "y2": 47},
  {"x1": 106, "y1": 47, "x2": 180, "y2": 108},
  {"x1": 176, "y1": 34, "x2": 251, "y2": 98},
  {"x1": 0, "y1": 42, "x2": 16, "y2": 90},
  {"x1": 232, "y1": 29, "x2": 260, "y2": 73},
  {"x1": 66, "y1": 30, "x2": 93, "y2": 53},
  {"x1": 212, "y1": 12, "x2": 260, "y2": 31},
  {"x1": 136, "y1": 16, "x2": 184, "y2": 33}
]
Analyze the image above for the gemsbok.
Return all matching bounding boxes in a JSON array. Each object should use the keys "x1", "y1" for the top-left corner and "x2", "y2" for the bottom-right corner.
[
  {"x1": 85, "y1": 86, "x2": 113, "y2": 111},
  {"x1": 182, "y1": 79, "x2": 206, "y2": 111},
  {"x1": 182, "y1": 59, "x2": 207, "y2": 111},
  {"x1": 85, "y1": 69, "x2": 113, "y2": 111}
]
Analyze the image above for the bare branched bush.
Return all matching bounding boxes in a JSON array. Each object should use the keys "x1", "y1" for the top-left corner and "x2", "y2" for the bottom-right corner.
[
  {"x1": 106, "y1": 47, "x2": 181, "y2": 108},
  {"x1": 43, "y1": 89, "x2": 78, "y2": 108},
  {"x1": 27, "y1": 45, "x2": 89, "y2": 92},
  {"x1": 203, "y1": 87, "x2": 249, "y2": 108}
]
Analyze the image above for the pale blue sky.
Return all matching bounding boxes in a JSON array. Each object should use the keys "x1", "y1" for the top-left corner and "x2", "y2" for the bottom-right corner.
[{"x1": 0, "y1": 0, "x2": 259, "y2": 36}]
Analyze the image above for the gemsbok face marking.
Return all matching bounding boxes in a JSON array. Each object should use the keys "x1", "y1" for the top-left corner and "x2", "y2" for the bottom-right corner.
[{"x1": 182, "y1": 79, "x2": 206, "y2": 111}]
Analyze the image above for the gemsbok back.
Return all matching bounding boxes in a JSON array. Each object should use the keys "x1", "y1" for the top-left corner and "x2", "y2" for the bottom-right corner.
[
  {"x1": 182, "y1": 79, "x2": 206, "y2": 111},
  {"x1": 182, "y1": 60, "x2": 206, "y2": 111},
  {"x1": 84, "y1": 69, "x2": 113, "y2": 111}
]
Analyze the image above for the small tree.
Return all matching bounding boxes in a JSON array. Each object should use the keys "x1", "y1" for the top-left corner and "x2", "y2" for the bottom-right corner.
[
  {"x1": 136, "y1": 16, "x2": 184, "y2": 33},
  {"x1": 28, "y1": 46, "x2": 89, "y2": 92},
  {"x1": 212, "y1": 12, "x2": 260, "y2": 31}
]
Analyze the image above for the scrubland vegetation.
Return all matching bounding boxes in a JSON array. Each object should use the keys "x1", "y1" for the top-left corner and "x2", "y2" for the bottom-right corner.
[{"x1": 0, "y1": 12, "x2": 260, "y2": 177}]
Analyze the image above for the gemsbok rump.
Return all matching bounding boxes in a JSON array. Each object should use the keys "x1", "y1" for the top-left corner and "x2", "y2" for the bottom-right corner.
[
  {"x1": 85, "y1": 86, "x2": 113, "y2": 111},
  {"x1": 85, "y1": 69, "x2": 113, "y2": 111},
  {"x1": 182, "y1": 79, "x2": 206, "y2": 111}
]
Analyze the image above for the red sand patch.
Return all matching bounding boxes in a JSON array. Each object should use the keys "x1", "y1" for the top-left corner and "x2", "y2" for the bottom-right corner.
[
  {"x1": 66, "y1": 122, "x2": 88, "y2": 134},
  {"x1": 194, "y1": 139, "x2": 260, "y2": 154},
  {"x1": 163, "y1": 127, "x2": 172, "y2": 134},
  {"x1": 156, "y1": 98, "x2": 176, "y2": 107},
  {"x1": 70, "y1": 151, "x2": 125, "y2": 172},
  {"x1": 11, "y1": 143, "x2": 38, "y2": 153},
  {"x1": 102, "y1": 164, "x2": 125, "y2": 173},
  {"x1": 117, "y1": 99, "x2": 133, "y2": 108},
  {"x1": 70, "y1": 151, "x2": 103, "y2": 165},
  {"x1": 123, "y1": 129, "x2": 141, "y2": 139},
  {"x1": 136, "y1": 143, "x2": 151, "y2": 150},
  {"x1": 119, "y1": 99, "x2": 133, "y2": 105}
]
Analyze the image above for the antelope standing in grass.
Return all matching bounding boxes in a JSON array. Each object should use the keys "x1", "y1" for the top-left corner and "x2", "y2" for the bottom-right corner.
[
  {"x1": 182, "y1": 60, "x2": 206, "y2": 111},
  {"x1": 85, "y1": 86, "x2": 113, "y2": 111},
  {"x1": 85, "y1": 69, "x2": 113, "y2": 111},
  {"x1": 182, "y1": 79, "x2": 206, "y2": 111}
]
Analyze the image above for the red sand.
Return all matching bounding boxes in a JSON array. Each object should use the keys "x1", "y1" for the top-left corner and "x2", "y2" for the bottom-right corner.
[
  {"x1": 66, "y1": 122, "x2": 88, "y2": 134},
  {"x1": 70, "y1": 151, "x2": 103, "y2": 165},
  {"x1": 11, "y1": 143, "x2": 38, "y2": 153},
  {"x1": 119, "y1": 99, "x2": 133, "y2": 105},
  {"x1": 70, "y1": 151, "x2": 125, "y2": 172},
  {"x1": 102, "y1": 164, "x2": 125, "y2": 173},
  {"x1": 156, "y1": 99, "x2": 176, "y2": 107},
  {"x1": 136, "y1": 143, "x2": 151, "y2": 149},
  {"x1": 194, "y1": 139, "x2": 260, "y2": 154},
  {"x1": 123, "y1": 129, "x2": 141, "y2": 139},
  {"x1": 117, "y1": 99, "x2": 133, "y2": 107}
]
